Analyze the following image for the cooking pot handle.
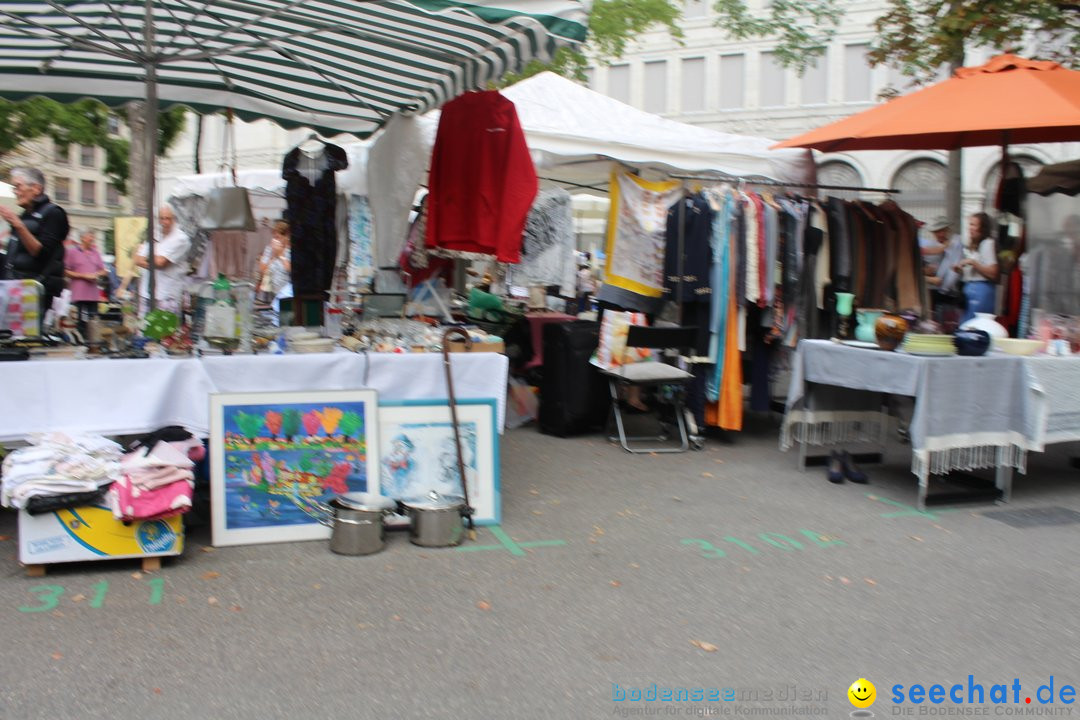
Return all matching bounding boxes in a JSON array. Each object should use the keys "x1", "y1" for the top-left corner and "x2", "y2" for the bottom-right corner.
[{"x1": 308, "y1": 498, "x2": 335, "y2": 526}]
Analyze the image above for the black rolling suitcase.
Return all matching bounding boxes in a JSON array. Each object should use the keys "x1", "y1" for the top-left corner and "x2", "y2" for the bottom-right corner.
[{"x1": 539, "y1": 321, "x2": 610, "y2": 437}]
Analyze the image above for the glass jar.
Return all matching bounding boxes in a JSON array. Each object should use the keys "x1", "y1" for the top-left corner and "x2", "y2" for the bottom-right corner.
[{"x1": 192, "y1": 274, "x2": 254, "y2": 354}]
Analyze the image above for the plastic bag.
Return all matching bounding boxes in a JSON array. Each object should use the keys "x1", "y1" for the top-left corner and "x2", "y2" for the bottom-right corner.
[{"x1": 505, "y1": 377, "x2": 539, "y2": 429}]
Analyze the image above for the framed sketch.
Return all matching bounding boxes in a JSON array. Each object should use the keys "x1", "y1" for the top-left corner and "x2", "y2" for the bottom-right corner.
[
  {"x1": 378, "y1": 399, "x2": 500, "y2": 526},
  {"x1": 210, "y1": 389, "x2": 379, "y2": 546}
]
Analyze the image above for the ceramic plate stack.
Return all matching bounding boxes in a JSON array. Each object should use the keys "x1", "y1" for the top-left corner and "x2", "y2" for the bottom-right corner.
[
  {"x1": 289, "y1": 333, "x2": 336, "y2": 354},
  {"x1": 901, "y1": 333, "x2": 956, "y2": 356}
]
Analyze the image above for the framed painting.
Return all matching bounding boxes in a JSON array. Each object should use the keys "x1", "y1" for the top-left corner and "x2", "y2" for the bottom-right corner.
[
  {"x1": 378, "y1": 399, "x2": 500, "y2": 526},
  {"x1": 210, "y1": 389, "x2": 379, "y2": 546}
]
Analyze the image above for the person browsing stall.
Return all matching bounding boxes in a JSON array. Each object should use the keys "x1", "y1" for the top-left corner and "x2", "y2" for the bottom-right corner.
[
  {"x1": 922, "y1": 216, "x2": 965, "y2": 299},
  {"x1": 134, "y1": 204, "x2": 190, "y2": 315},
  {"x1": 64, "y1": 229, "x2": 106, "y2": 329},
  {"x1": 954, "y1": 212, "x2": 999, "y2": 322},
  {"x1": 257, "y1": 220, "x2": 292, "y2": 299},
  {"x1": 0, "y1": 167, "x2": 70, "y2": 312}
]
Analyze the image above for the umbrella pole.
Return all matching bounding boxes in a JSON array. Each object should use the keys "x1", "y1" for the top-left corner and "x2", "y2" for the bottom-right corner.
[
  {"x1": 1001, "y1": 131, "x2": 1010, "y2": 181},
  {"x1": 143, "y1": 0, "x2": 158, "y2": 313}
]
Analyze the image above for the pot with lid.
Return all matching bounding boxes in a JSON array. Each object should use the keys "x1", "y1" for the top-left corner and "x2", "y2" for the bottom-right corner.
[
  {"x1": 399, "y1": 491, "x2": 471, "y2": 547},
  {"x1": 313, "y1": 492, "x2": 396, "y2": 556}
]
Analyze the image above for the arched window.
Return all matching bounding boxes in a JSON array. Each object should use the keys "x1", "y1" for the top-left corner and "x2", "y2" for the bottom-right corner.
[
  {"x1": 891, "y1": 159, "x2": 947, "y2": 226},
  {"x1": 817, "y1": 161, "x2": 863, "y2": 201}
]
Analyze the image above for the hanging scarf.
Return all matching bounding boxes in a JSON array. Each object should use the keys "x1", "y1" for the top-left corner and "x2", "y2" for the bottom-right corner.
[{"x1": 595, "y1": 169, "x2": 683, "y2": 313}]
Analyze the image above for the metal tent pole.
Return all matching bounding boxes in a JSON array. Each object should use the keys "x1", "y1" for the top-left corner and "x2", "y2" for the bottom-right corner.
[{"x1": 144, "y1": 0, "x2": 158, "y2": 312}]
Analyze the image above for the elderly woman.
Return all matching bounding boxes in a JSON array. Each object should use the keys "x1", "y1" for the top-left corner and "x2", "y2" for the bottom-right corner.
[{"x1": 956, "y1": 212, "x2": 999, "y2": 323}]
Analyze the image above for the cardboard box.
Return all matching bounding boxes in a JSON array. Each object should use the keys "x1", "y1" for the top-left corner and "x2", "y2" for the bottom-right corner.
[
  {"x1": 448, "y1": 340, "x2": 505, "y2": 354},
  {"x1": 19, "y1": 505, "x2": 184, "y2": 565}
]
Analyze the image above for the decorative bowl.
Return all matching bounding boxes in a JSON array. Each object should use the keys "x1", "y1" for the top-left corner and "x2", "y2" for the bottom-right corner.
[
  {"x1": 952, "y1": 328, "x2": 990, "y2": 356},
  {"x1": 915, "y1": 319, "x2": 942, "y2": 334},
  {"x1": 874, "y1": 312, "x2": 908, "y2": 351},
  {"x1": 992, "y1": 338, "x2": 1046, "y2": 356}
]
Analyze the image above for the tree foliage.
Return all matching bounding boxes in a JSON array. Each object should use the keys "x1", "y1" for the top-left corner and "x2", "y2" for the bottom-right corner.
[
  {"x1": 500, "y1": 0, "x2": 684, "y2": 85},
  {"x1": 0, "y1": 97, "x2": 186, "y2": 194},
  {"x1": 710, "y1": 0, "x2": 1080, "y2": 83},
  {"x1": 712, "y1": 0, "x2": 843, "y2": 74},
  {"x1": 868, "y1": 0, "x2": 1080, "y2": 82}
]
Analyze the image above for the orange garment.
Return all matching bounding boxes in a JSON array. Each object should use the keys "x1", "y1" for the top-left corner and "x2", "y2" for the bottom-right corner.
[{"x1": 706, "y1": 252, "x2": 744, "y2": 430}]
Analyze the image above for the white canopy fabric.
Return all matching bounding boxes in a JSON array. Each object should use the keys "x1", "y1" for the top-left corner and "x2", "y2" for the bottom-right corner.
[
  {"x1": 168, "y1": 72, "x2": 815, "y2": 267},
  {"x1": 496, "y1": 72, "x2": 815, "y2": 187},
  {"x1": 355, "y1": 72, "x2": 814, "y2": 265},
  {"x1": 167, "y1": 169, "x2": 286, "y2": 199}
]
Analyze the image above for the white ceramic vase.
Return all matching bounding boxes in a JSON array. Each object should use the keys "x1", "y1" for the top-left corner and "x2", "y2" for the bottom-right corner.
[{"x1": 959, "y1": 312, "x2": 1008, "y2": 339}]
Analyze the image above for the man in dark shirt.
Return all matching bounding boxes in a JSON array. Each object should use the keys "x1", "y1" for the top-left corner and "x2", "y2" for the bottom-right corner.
[{"x1": 0, "y1": 167, "x2": 70, "y2": 313}]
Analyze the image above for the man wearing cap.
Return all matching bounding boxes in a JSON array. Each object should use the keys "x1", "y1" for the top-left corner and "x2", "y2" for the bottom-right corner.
[{"x1": 920, "y1": 215, "x2": 965, "y2": 315}]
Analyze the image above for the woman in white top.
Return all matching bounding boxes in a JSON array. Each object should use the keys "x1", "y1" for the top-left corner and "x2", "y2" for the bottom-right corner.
[{"x1": 955, "y1": 212, "x2": 998, "y2": 323}]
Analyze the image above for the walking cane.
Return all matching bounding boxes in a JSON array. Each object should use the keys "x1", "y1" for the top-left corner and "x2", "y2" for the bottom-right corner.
[{"x1": 441, "y1": 327, "x2": 476, "y2": 540}]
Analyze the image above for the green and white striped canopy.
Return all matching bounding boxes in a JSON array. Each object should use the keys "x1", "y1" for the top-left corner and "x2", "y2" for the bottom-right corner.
[{"x1": 0, "y1": 0, "x2": 589, "y2": 136}]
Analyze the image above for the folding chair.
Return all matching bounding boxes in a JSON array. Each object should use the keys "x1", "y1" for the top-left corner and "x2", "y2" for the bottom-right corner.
[{"x1": 599, "y1": 325, "x2": 698, "y2": 454}]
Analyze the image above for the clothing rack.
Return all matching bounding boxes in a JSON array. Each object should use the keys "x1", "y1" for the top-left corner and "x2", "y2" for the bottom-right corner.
[
  {"x1": 666, "y1": 172, "x2": 901, "y2": 195},
  {"x1": 665, "y1": 173, "x2": 900, "y2": 327}
]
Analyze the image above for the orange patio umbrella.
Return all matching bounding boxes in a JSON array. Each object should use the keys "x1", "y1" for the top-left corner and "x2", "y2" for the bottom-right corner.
[{"x1": 773, "y1": 54, "x2": 1080, "y2": 152}]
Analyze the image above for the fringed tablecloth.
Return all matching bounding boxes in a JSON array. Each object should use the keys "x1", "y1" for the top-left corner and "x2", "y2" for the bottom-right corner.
[{"x1": 783, "y1": 340, "x2": 1040, "y2": 480}]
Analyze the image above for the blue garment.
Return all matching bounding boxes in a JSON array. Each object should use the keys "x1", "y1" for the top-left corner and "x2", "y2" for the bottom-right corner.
[
  {"x1": 962, "y1": 280, "x2": 995, "y2": 323},
  {"x1": 936, "y1": 236, "x2": 965, "y2": 294},
  {"x1": 706, "y1": 190, "x2": 734, "y2": 403}
]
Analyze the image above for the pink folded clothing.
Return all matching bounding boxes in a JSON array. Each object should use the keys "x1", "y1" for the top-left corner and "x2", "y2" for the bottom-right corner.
[
  {"x1": 125, "y1": 465, "x2": 194, "y2": 491},
  {"x1": 108, "y1": 474, "x2": 193, "y2": 522}
]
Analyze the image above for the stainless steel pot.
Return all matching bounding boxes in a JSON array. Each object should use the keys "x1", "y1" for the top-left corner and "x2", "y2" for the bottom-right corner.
[
  {"x1": 315, "y1": 494, "x2": 395, "y2": 556},
  {"x1": 401, "y1": 492, "x2": 467, "y2": 547}
]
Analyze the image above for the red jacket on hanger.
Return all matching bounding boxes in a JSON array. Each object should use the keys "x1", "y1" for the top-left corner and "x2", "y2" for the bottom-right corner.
[{"x1": 425, "y1": 90, "x2": 537, "y2": 263}]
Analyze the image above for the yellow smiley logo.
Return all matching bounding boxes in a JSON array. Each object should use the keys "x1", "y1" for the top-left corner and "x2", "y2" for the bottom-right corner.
[{"x1": 848, "y1": 678, "x2": 876, "y2": 708}]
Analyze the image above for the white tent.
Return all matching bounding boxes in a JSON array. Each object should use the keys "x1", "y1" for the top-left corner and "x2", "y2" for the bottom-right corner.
[{"x1": 496, "y1": 71, "x2": 814, "y2": 188}]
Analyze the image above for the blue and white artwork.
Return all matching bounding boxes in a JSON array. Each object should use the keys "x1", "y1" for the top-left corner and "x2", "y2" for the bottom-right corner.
[
  {"x1": 378, "y1": 400, "x2": 500, "y2": 526},
  {"x1": 347, "y1": 195, "x2": 374, "y2": 287}
]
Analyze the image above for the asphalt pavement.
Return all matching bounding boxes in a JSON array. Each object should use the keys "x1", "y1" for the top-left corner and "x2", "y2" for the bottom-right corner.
[{"x1": 2, "y1": 413, "x2": 1079, "y2": 719}]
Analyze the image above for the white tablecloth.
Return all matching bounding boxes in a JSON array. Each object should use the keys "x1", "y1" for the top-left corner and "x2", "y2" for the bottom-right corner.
[
  {"x1": 199, "y1": 352, "x2": 508, "y2": 428},
  {"x1": 1, "y1": 357, "x2": 215, "y2": 442},
  {"x1": 1025, "y1": 355, "x2": 1080, "y2": 447},
  {"x1": 0, "y1": 352, "x2": 508, "y2": 442}
]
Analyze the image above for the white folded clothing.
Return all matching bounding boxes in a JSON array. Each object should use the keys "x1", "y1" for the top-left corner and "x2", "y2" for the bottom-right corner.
[
  {"x1": 2, "y1": 450, "x2": 121, "y2": 508},
  {"x1": 25, "y1": 431, "x2": 123, "y2": 458},
  {"x1": 7, "y1": 477, "x2": 109, "y2": 508}
]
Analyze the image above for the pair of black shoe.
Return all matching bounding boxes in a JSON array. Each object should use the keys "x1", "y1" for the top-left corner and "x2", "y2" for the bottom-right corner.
[{"x1": 827, "y1": 450, "x2": 868, "y2": 484}]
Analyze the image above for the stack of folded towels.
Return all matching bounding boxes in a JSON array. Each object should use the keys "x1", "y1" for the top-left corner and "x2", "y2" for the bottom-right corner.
[{"x1": 1, "y1": 432, "x2": 122, "y2": 513}]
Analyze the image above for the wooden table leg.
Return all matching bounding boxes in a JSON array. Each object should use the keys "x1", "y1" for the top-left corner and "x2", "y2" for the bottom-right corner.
[
  {"x1": 25, "y1": 564, "x2": 46, "y2": 578},
  {"x1": 141, "y1": 556, "x2": 162, "y2": 573}
]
